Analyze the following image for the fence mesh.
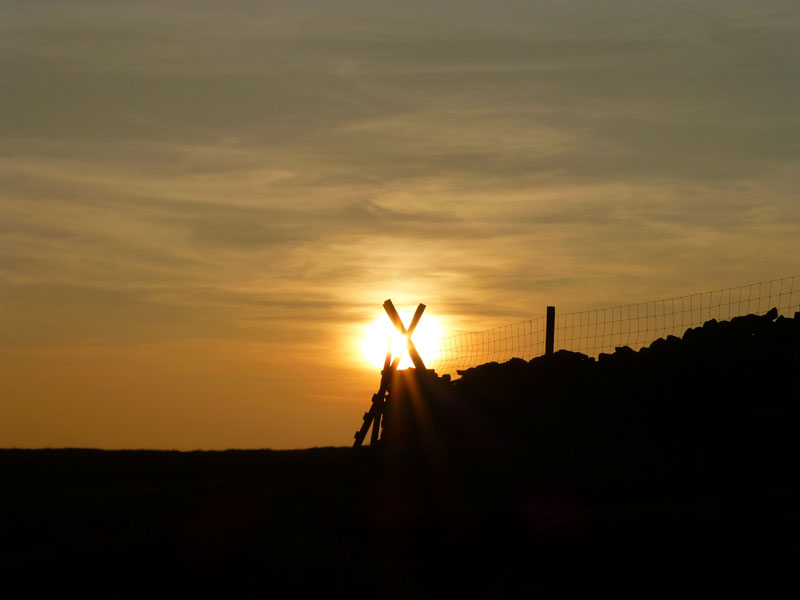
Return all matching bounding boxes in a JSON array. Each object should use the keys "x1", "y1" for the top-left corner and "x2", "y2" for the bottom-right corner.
[{"x1": 428, "y1": 275, "x2": 800, "y2": 376}]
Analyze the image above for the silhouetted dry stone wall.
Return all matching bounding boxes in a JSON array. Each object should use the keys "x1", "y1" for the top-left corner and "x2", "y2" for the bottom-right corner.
[{"x1": 385, "y1": 309, "x2": 799, "y2": 462}]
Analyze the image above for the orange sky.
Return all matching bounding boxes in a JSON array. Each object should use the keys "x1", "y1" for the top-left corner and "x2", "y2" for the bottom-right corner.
[{"x1": 2, "y1": 1, "x2": 799, "y2": 449}]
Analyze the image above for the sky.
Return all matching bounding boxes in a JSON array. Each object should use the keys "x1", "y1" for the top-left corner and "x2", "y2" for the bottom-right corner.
[{"x1": 2, "y1": 0, "x2": 799, "y2": 449}]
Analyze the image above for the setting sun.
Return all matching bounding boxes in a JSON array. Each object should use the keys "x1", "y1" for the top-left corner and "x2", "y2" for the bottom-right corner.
[{"x1": 360, "y1": 309, "x2": 444, "y2": 370}]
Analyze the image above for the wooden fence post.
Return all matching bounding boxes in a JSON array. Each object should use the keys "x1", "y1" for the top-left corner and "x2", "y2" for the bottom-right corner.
[{"x1": 545, "y1": 306, "x2": 555, "y2": 355}]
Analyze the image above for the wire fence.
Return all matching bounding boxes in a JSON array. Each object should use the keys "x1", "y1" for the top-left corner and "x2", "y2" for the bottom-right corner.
[{"x1": 428, "y1": 275, "x2": 800, "y2": 376}]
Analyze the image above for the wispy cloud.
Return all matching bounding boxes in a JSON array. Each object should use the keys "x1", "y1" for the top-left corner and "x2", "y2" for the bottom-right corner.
[{"x1": 2, "y1": 0, "x2": 799, "y2": 447}]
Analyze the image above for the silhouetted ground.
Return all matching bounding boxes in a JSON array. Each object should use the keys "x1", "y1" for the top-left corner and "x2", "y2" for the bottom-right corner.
[{"x1": 2, "y1": 310, "x2": 798, "y2": 595}]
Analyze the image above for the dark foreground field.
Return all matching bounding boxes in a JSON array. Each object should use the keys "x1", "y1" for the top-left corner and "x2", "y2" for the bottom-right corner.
[
  {"x1": 2, "y1": 310, "x2": 798, "y2": 595},
  {"x1": 1, "y1": 444, "x2": 797, "y2": 596}
]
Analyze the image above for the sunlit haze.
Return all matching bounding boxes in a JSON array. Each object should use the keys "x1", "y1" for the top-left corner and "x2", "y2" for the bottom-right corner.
[{"x1": 359, "y1": 309, "x2": 444, "y2": 370}]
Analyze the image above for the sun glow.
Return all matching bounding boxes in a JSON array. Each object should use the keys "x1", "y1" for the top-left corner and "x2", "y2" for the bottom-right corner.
[{"x1": 360, "y1": 310, "x2": 444, "y2": 369}]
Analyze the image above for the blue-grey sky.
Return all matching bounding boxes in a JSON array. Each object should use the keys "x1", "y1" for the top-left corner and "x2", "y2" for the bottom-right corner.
[{"x1": 2, "y1": 1, "x2": 799, "y2": 448}]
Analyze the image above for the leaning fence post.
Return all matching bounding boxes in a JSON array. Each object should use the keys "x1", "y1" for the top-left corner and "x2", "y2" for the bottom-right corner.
[{"x1": 545, "y1": 306, "x2": 555, "y2": 355}]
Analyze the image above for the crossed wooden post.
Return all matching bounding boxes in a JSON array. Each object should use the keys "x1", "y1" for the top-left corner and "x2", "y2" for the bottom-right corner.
[{"x1": 353, "y1": 300, "x2": 427, "y2": 447}]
